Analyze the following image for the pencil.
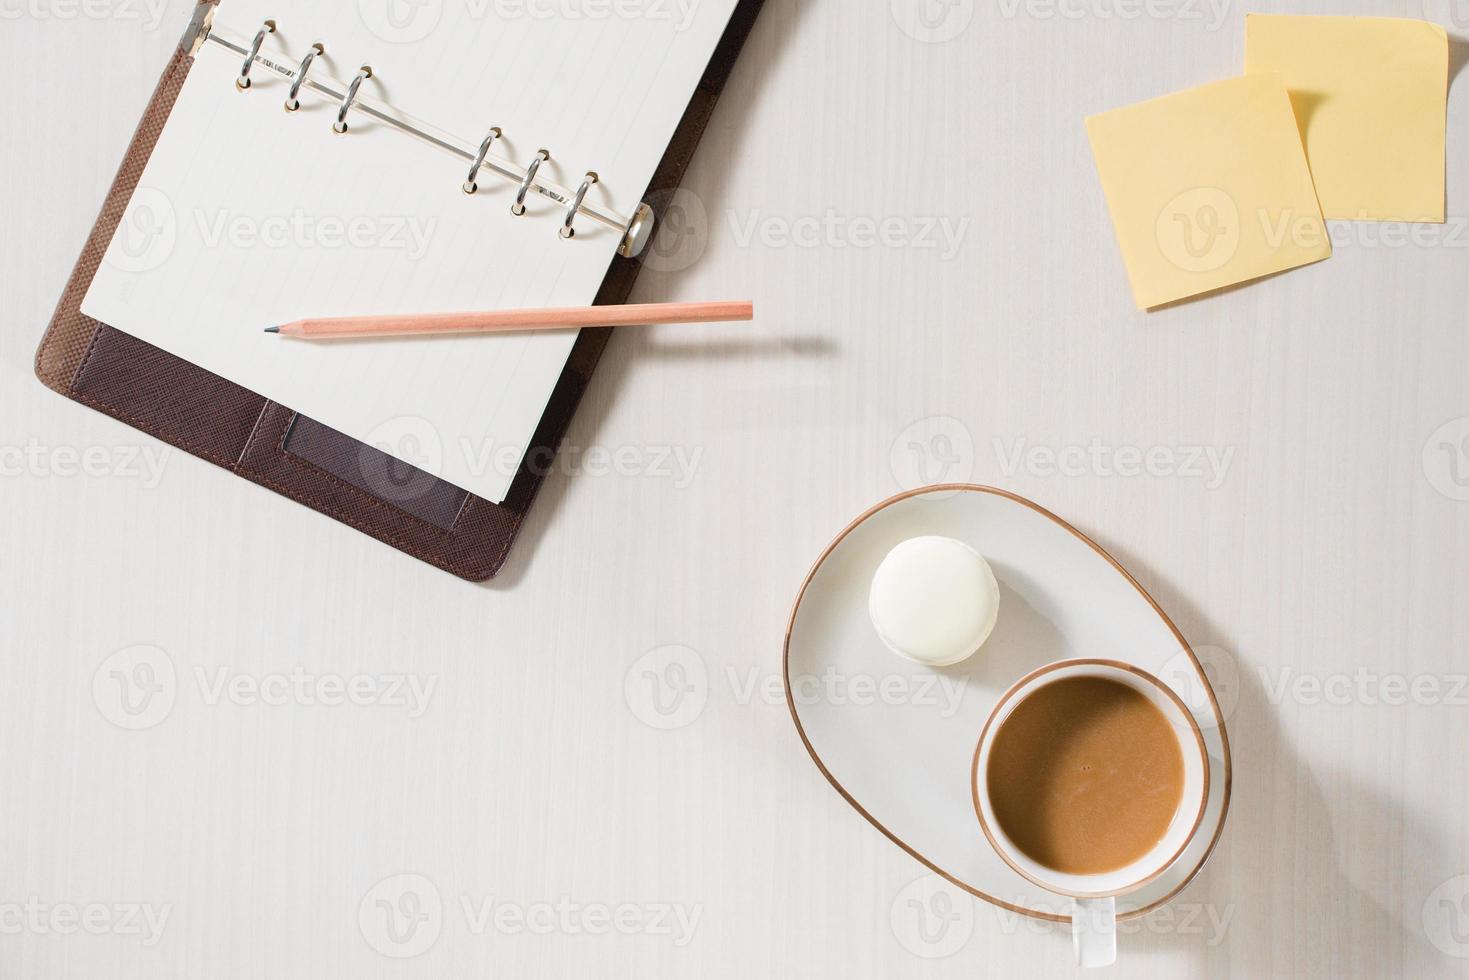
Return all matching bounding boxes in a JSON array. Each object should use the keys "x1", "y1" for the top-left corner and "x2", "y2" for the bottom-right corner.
[{"x1": 265, "y1": 300, "x2": 754, "y2": 339}]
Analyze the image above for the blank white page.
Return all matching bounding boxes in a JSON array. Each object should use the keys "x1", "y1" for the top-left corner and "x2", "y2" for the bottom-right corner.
[{"x1": 82, "y1": 0, "x2": 737, "y2": 503}]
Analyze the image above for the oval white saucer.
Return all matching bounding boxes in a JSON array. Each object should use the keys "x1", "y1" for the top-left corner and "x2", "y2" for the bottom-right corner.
[{"x1": 783, "y1": 485, "x2": 1232, "y2": 922}]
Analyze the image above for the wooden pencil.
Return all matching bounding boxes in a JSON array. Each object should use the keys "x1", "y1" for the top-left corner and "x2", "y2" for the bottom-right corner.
[{"x1": 265, "y1": 300, "x2": 754, "y2": 339}]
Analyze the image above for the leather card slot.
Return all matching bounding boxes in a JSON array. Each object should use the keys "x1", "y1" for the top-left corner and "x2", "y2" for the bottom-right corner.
[
  {"x1": 279, "y1": 414, "x2": 469, "y2": 532},
  {"x1": 71, "y1": 325, "x2": 266, "y2": 466}
]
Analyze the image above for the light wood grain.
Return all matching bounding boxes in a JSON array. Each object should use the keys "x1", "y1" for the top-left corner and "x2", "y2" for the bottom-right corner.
[{"x1": 2, "y1": 1, "x2": 1468, "y2": 977}]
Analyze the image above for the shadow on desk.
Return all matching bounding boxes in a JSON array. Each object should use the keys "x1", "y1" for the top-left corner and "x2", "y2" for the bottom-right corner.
[
  {"x1": 484, "y1": 0, "x2": 818, "y2": 592},
  {"x1": 1086, "y1": 532, "x2": 1434, "y2": 976}
]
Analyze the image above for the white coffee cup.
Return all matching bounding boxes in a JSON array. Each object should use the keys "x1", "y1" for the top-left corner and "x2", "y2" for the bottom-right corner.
[{"x1": 970, "y1": 659, "x2": 1210, "y2": 968}]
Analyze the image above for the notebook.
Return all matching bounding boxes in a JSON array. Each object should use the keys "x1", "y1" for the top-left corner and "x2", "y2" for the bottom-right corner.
[
  {"x1": 36, "y1": 0, "x2": 765, "y2": 579},
  {"x1": 81, "y1": 0, "x2": 738, "y2": 504}
]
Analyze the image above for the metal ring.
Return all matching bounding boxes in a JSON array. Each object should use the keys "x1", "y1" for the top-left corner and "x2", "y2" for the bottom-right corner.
[
  {"x1": 235, "y1": 20, "x2": 276, "y2": 91},
  {"x1": 332, "y1": 66, "x2": 373, "y2": 134},
  {"x1": 559, "y1": 172, "x2": 599, "y2": 239},
  {"x1": 463, "y1": 127, "x2": 503, "y2": 194},
  {"x1": 510, "y1": 149, "x2": 550, "y2": 215},
  {"x1": 284, "y1": 43, "x2": 325, "y2": 112}
]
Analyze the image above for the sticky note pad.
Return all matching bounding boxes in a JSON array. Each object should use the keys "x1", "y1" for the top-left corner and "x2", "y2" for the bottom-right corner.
[
  {"x1": 1086, "y1": 74, "x2": 1331, "y2": 310},
  {"x1": 1246, "y1": 14, "x2": 1448, "y2": 223}
]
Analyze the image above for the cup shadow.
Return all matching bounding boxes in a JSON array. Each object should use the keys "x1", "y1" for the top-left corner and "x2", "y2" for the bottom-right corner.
[
  {"x1": 1055, "y1": 531, "x2": 1433, "y2": 975},
  {"x1": 977, "y1": 528, "x2": 1431, "y2": 971}
]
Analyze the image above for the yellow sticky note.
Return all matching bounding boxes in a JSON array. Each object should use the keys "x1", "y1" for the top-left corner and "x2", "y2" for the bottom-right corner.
[
  {"x1": 1086, "y1": 74, "x2": 1331, "y2": 310},
  {"x1": 1246, "y1": 14, "x2": 1449, "y2": 223}
]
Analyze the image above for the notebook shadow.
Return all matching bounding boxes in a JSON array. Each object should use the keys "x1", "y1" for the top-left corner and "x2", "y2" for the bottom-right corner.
[
  {"x1": 1073, "y1": 529, "x2": 1427, "y2": 974},
  {"x1": 626, "y1": 0, "x2": 810, "y2": 289},
  {"x1": 485, "y1": 328, "x2": 832, "y2": 589},
  {"x1": 485, "y1": 0, "x2": 812, "y2": 591}
]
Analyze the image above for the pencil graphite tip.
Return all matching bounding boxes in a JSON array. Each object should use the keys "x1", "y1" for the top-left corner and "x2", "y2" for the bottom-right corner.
[{"x1": 264, "y1": 325, "x2": 281, "y2": 333}]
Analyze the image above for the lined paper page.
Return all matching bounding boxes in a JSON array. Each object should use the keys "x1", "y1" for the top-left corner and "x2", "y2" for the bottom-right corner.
[
  {"x1": 211, "y1": 0, "x2": 736, "y2": 207},
  {"x1": 82, "y1": 0, "x2": 737, "y2": 503}
]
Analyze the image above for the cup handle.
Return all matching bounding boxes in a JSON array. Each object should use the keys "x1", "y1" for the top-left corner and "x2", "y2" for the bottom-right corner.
[{"x1": 1072, "y1": 896, "x2": 1116, "y2": 968}]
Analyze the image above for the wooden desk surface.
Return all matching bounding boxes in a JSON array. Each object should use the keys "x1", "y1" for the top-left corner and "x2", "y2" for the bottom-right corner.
[{"x1": 2, "y1": 0, "x2": 1467, "y2": 975}]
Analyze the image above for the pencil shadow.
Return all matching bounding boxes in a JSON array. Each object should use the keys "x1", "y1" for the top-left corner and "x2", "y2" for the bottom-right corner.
[
  {"x1": 622, "y1": 334, "x2": 837, "y2": 360},
  {"x1": 1450, "y1": 37, "x2": 1469, "y2": 89}
]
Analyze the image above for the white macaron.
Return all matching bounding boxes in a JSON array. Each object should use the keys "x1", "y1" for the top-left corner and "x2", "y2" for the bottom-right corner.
[{"x1": 868, "y1": 536, "x2": 1000, "y2": 667}]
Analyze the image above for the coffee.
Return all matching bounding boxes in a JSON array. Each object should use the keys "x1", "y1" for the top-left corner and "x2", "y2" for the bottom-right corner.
[{"x1": 985, "y1": 675, "x2": 1184, "y2": 876}]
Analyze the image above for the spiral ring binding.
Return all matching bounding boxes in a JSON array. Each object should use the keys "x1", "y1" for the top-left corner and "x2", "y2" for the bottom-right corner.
[
  {"x1": 235, "y1": 20, "x2": 276, "y2": 91},
  {"x1": 559, "y1": 173, "x2": 599, "y2": 239},
  {"x1": 284, "y1": 43, "x2": 325, "y2": 112},
  {"x1": 333, "y1": 66, "x2": 374, "y2": 134},
  {"x1": 200, "y1": 24, "x2": 655, "y2": 254},
  {"x1": 511, "y1": 149, "x2": 551, "y2": 216},
  {"x1": 463, "y1": 127, "x2": 503, "y2": 195}
]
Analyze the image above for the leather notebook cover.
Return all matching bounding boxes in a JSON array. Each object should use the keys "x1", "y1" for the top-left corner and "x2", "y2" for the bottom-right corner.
[{"x1": 34, "y1": 0, "x2": 764, "y2": 582}]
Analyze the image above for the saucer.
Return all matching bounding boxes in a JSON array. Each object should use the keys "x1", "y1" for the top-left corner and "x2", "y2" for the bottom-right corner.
[{"x1": 783, "y1": 485, "x2": 1232, "y2": 922}]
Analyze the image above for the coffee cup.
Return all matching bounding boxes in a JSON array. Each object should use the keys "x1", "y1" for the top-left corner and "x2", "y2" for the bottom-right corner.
[{"x1": 970, "y1": 659, "x2": 1210, "y2": 967}]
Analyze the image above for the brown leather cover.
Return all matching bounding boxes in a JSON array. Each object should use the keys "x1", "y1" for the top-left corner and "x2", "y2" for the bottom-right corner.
[{"x1": 34, "y1": 0, "x2": 764, "y2": 581}]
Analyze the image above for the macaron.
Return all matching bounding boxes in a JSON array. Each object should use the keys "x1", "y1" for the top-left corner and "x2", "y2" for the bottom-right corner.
[{"x1": 868, "y1": 536, "x2": 1000, "y2": 667}]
